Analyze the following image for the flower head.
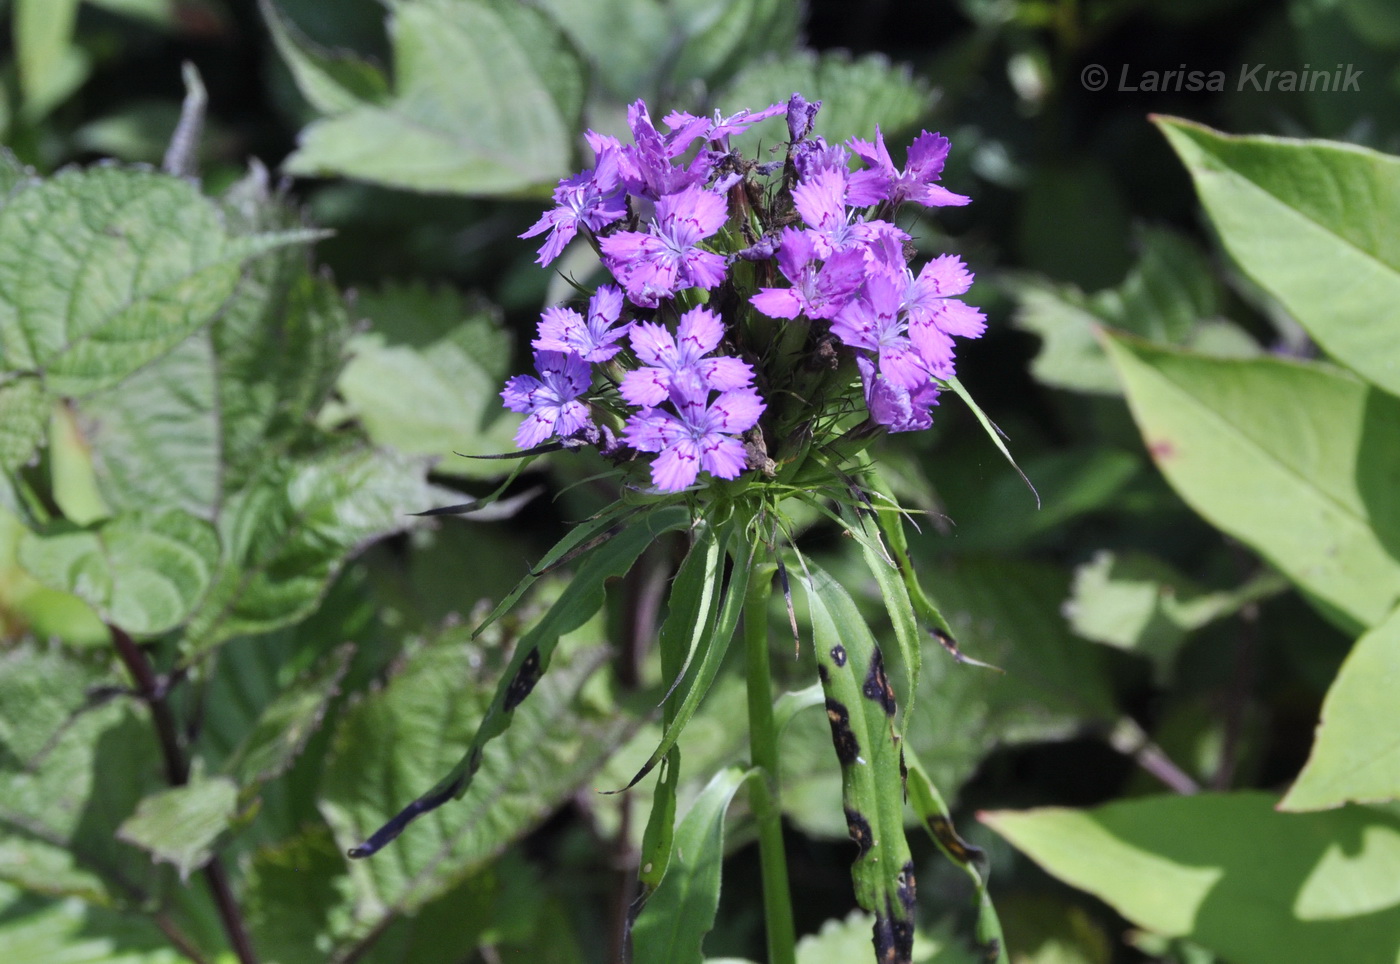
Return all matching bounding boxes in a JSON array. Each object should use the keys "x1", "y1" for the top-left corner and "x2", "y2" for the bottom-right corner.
[
  {"x1": 599, "y1": 184, "x2": 729, "y2": 307},
  {"x1": 620, "y1": 306, "x2": 753, "y2": 408},
  {"x1": 520, "y1": 147, "x2": 627, "y2": 265},
  {"x1": 848, "y1": 126, "x2": 970, "y2": 209},
  {"x1": 624, "y1": 388, "x2": 766, "y2": 491},
  {"x1": 533, "y1": 285, "x2": 631, "y2": 363},
  {"x1": 501, "y1": 350, "x2": 593, "y2": 448}
]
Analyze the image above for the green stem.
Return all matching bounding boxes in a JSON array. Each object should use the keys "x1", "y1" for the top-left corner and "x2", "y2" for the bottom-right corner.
[{"x1": 743, "y1": 564, "x2": 797, "y2": 964}]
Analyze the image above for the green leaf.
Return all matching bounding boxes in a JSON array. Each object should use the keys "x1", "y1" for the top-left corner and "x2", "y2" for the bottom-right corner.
[
  {"x1": 632, "y1": 765, "x2": 752, "y2": 964},
  {"x1": 1282, "y1": 604, "x2": 1400, "y2": 811},
  {"x1": 347, "y1": 506, "x2": 689, "y2": 857},
  {"x1": 0, "y1": 507, "x2": 107, "y2": 645},
  {"x1": 1065, "y1": 550, "x2": 1288, "y2": 682},
  {"x1": 260, "y1": 0, "x2": 390, "y2": 115},
  {"x1": 318, "y1": 619, "x2": 635, "y2": 925},
  {"x1": 1156, "y1": 117, "x2": 1400, "y2": 398},
  {"x1": 184, "y1": 447, "x2": 432, "y2": 655},
  {"x1": 0, "y1": 167, "x2": 318, "y2": 397},
  {"x1": 1102, "y1": 334, "x2": 1400, "y2": 631},
  {"x1": 335, "y1": 282, "x2": 519, "y2": 478},
  {"x1": 984, "y1": 793, "x2": 1400, "y2": 964},
  {"x1": 0, "y1": 882, "x2": 189, "y2": 964},
  {"x1": 724, "y1": 50, "x2": 934, "y2": 158},
  {"x1": 116, "y1": 777, "x2": 239, "y2": 880},
  {"x1": 663, "y1": 0, "x2": 801, "y2": 92},
  {"x1": 20, "y1": 508, "x2": 219, "y2": 635},
  {"x1": 0, "y1": 375, "x2": 46, "y2": 472},
  {"x1": 14, "y1": 0, "x2": 89, "y2": 121},
  {"x1": 283, "y1": 0, "x2": 584, "y2": 196}
]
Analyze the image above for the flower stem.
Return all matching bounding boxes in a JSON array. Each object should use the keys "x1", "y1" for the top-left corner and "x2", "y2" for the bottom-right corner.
[{"x1": 743, "y1": 565, "x2": 797, "y2": 964}]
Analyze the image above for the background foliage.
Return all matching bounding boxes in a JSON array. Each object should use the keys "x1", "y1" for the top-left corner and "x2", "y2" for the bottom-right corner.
[{"x1": 2, "y1": 1, "x2": 1399, "y2": 962}]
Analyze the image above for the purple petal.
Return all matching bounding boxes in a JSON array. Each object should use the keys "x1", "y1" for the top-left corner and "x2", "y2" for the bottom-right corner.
[
  {"x1": 750, "y1": 287, "x2": 804, "y2": 319},
  {"x1": 676, "y1": 306, "x2": 724, "y2": 356},
  {"x1": 706, "y1": 388, "x2": 765, "y2": 434},
  {"x1": 699, "y1": 435, "x2": 748, "y2": 479},
  {"x1": 650, "y1": 441, "x2": 703, "y2": 491},
  {"x1": 698, "y1": 356, "x2": 755, "y2": 392},
  {"x1": 620, "y1": 368, "x2": 670, "y2": 408}
]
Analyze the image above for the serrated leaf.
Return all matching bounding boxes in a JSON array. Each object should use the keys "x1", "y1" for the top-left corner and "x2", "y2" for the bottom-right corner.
[
  {"x1": 337, "y1": 282, "x2": 519, "y2": 478},
  {"x1": 1102, "y1": 334, "x2": 1400, "y2": 632},
  {"x1": 0, "y1": 375, "x2": 47, "y2": 472},
  {"x1": 117, "y1": 777, "x2": 239, "y2": 880},
  {"x1": 283, "y1": 0, "x2": 584, "y2": 196},
  {"x1": 260, "y1": 0, "x2": 390, "y2": 115},
  {"x1": 0, "y1": 882, "x2": 189, "y2": 964},
  {"x1": 983, "y1": 794, "x2": 1400, "y2": 964},
  {"x1": 184, "y1": 447, "x2": 432, "y2": 655},
  {"x1": 724, "y1": 51, "x2": 934, "y2": 160},
  {"x1": 0, "y1": 167, "x2": 317, "y2": 396},
  {"x1": 1156, "y1": 118, "x2": 1400, "y2": 398},
  {"x1": 632, "y1": 766, "x2": 751, "y2": 964},
  {"x1": 19, "y1": 508, "x2": 219, "y2": 635},
  {"x1": 1282, "y1": 604, "x2": 1400, "y2": 811},
  {"x1": 319, "y1": 620, "x2": 634, "y2": 925}
]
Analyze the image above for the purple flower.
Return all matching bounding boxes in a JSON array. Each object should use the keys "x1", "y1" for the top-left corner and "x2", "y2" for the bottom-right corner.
[
  {"x1": 830, "y1": 273, "x2": 930, "y2": 390},
  {"x1": 902, "y1": 255, "x2": 985, "y2": 378},
  {"x1": 749, "y1": 228, "x2": 865, "y2": 321},
  {"x1": 501, "y1": 350, "x2": 593, "y2": 448},
  {"x1": 533, "y1": 285, "x2": 631, "y2": 363},
  {"x1": 599, "y1": 185, "x2": 729, "y2": 308},
  {"x1": 663, "y1": 103, "x2": 786, "y2": 148},
  {"x1": 519, "y1": 147, "x2": 627, "y2": 266},
  {"x1": 786, "y1": 93, "x2": 821, "y2": 142},
  {"x1": 618, "y1": 101, "x2": 716, "y2": 200},
  {"x1": 857, "y1": 356, "x2": 940, "y2": 433},
  {"x1": 620, "y1": 306, "x2": 753, "y2": 408},
  {"x1": 848, "y1": 127, "x2": 970, "y2": 209},
  {"x1": 624, "y1": 388, "x2": 766, "y2": 491}
]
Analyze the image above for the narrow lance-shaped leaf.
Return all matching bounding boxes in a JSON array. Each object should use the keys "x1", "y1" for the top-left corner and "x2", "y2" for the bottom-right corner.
[
  {"x1": 904, "y1": 745, "x2": 1009, "y2": 964},
  {"x1": 349, "y1": 505, "x2": 691, "y2": 857},
  {"x1": 849, "y1": 496, "x2": 921, "y2": 736},
  {"x1": 631, "y1": 766, "x2": 754, "y2": 964},
  {"x1": 802, "y1": 561, "x2": 918, "y2": 964}
]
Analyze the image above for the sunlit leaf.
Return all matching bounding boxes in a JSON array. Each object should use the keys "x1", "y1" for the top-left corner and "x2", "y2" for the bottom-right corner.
[{"x1": 117, "y1": 777, "x2": 239, "y2": 880}]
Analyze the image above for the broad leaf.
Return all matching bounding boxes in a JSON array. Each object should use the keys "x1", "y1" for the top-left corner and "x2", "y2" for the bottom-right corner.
[
  {"x1": 1157, "y1": 118, "x2": 1400, "y2": 398},
  {"x1": 632, "y1": 766, "x2": 752, "y2": 964},
  {"x1": 20, "y1": 508, "x2": 219, "y2": 636},
  {"x1": 0, "y1": 167, "x2": 316, "y2": 396},
  {"x1": 117, "y1": 777, "x2": 239, "y2": 880},
  {"x1": 1103, "y1": 334, "x2": 1400, "y2": 632},
  {"x1": 0, "y1": 882, "x2": 188, "y2": 964},
  {"x1": 260, "y1": 0, "x2": 390, "y2": 115},
  {"x1": 0, "y1": 375, "x2": 46, "y2": 472},
  {"x1": 283, "y1": 0, "x2": 585, "y2": 196},
  {"x1": 984, "y1": 794, "x2": 1400, "y2": 964},
  {"x1": 1283, "y1": 604, "x2": 1400, "y2": 811}
]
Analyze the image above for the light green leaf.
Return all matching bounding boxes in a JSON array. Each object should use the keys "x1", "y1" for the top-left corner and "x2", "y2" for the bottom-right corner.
[
  {"x1": 1102, "y1": 334, "x2": 1400, "y2": 631},
  {"x1": 260, "y1": 0, "x2": 390, "y2": 115},
  {"x1": 664, "y1": 0, "x2": 800, "y2": 93},
  {"x1": 0, "y1": 167, "x2": 318, "y2": 397},
  {"x1": 984, "y1": 793, "x2": 1400, "y2": 964},
  {"x1": 117, "y1": 777, "x2": 239, "y2": 880},
  {"x1": 0, "y1": 375, "x2": 46, "y2": 472},
  {"x1": 0, "y1": 882, "x2": 189, "y2": 964},
  {"x1": 632, "y1": 766, "x2": 752, "y2": 964},
  {"x1": 15, "y1": 0, "x2": 89, "y2": 120},
  {"x1": 1156, "y1": 117, "x2": 1400, "y2": 398},
  {"x1": 19, "y1": 508, "x2": 219, "y2": 635},
  {"x1": 336, "y1": 282, "x2": 518, "y2": 477},
  {"x1": 185, "y1": 448, "x2": 431, "y2": 655},
  {"x1": 319, "y1": 619, "x2": 634, "y2": 926},
  {"x1": 1065, "y1": 550, "x2": 1288, "y2": 682},
  {"x1": 0, "y1": 507, "x2": 107, "y2": 645},
  {"x1": 1283, "y1": 604, "x2": 1400, "y2": 811},
  {"x1": 724, "y1": 50, "x2": 934, "y2": 158},
  {"x1": 283, "y1": 0, "x2": 584, "y2": 196}
]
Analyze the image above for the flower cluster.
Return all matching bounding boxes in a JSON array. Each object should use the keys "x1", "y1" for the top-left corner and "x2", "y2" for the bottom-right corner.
[{"x1": 503, "y1": 94, "x2": 984, "y2": 492}]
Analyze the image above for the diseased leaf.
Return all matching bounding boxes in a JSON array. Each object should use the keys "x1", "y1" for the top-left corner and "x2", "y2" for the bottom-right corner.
[
  {"x1": 283, "y1": 0, "x2": 584, "y2": 196},
  {"x1": 1103, "y1": 334, "x2": 1400, "y2": 632},
  {"x1": 984, "y1": 794, "x2": 1400, "y2": 964},
  {"x1": 632, "y1": 766, "x2": 752, "y2": 964},
  {"x1": 1157, "y1": 117, "x2": 1400, "y2": 398},
  {"x1": 0, "y1": 167, "x2": 318, "y2": 396},
  {"x1": 117, "y1": 777, "x2": 239, "y2": 880},
  {"x1": 1282, "y1": 604, "x2": 1400, "y2": 811},
  {"x1": 19, "y1": 508, "x2": 219, "y2": 636}
]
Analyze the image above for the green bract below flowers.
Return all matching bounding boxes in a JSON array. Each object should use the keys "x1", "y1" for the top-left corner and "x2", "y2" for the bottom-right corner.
[{"x1": 355, "y1": 94, "x2": 1011, "y2": 964}]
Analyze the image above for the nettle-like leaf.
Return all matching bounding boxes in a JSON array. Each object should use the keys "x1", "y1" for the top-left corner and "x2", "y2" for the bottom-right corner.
[
  {"x1": 1157, "y1": 117, "x2": 1400, "y2": 399},
  {"x1": 184, "y1": 447, "x2": 433, "y2": 655},
  {"x1": 318, "y1": 618, "x2": 635, "y2": 932},
  {"x1": 0, "y1": 881, "x2": 188, "y2": 964},
  {"x1": 724, "y1": 50, "x2": 934, "y2": 157},
  {"x1": 0, "y1": 166, "x2": 317, "y2": 397},
  {"x1": 278, "y1": 0, "x2": 585, "y2": 196},
  {"x1": 335, "y1": 282, "x2": 520, "y2": 479},
  {"x1": 19, "y1": 508, "x2": 220, "y2": 636},
  {"x1": 1283, "y1": 603, "x2": 1400, "y2": 811},
  {"x1": 984, "y1": 793, "x2": 1400, "y2": 964},
  {"x1": 116, "y1": 777, "x2": 239, "y2": 880},
  {"x1": 1103, "y1": 334, "x2": 1400, "y2": 633},
  {"x1": 0, "y1": 374, "x2": 46, "y2": 473}
]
